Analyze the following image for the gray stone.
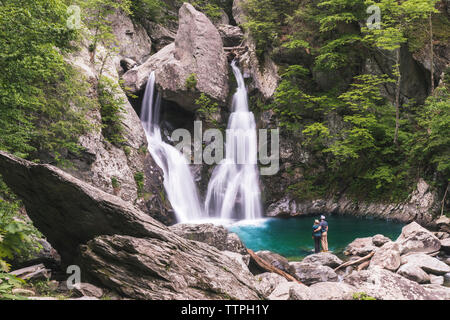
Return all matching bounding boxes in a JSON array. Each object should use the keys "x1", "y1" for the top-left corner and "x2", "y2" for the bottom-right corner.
[
  {"x1": 11, "y1": 288, "x2": 35, "y2": 297},
  {"x1": 372, "y1": 234, "x2": 391, "y2": 247},
  {"x1": 344, "y1": 267, "x2": 436, "y2": 300},
  {"x1": 429, "y1": 275, "x2": 444, "y2": 286},
  {"x1": 345, "y1": 237, "x2": 377, "y2": 257},
  {"x1": 396, "y1": 222, "x2": 441, "y2": 255},
  {"x1": 10, "y1": 264, "x2": 51, "y2": 281},
  {"x1": 0, "y1": 151, "x2": 262, "y2": 300},
  {"x1": 217, "y1": 24, "x2": 244, "y2": 47},
  {"x1": 256, "y1": 251, "x2": 291, "y2": 273},
  {"x1": 301, "y1": 252, "x2": 343, "y2": 268},
  {"x1": 401, "y1": 253, "x2": 450, "y2": 275},
  {"x1": 308, "y1": 282, "x2": 356, "y2": 300},
  {"x1": 123, "y1": 3, "x2": 229, "y2": 111},
  {"x1": 369, "y1": 242, "x2": 401, "y2": 272},
  {"x1": 397, "y1": 263, "x2": 431, "y2": 284},
  {"x1": 444, "y1": 272, "x2": 450, "y2": 282},
  {"x1": 223, "y1": 251, "x2": 250, "y2": 272},
  {"x1": 289, "y1": 262, "x2": 338, "y2": 286},
  {"x1": 422, "y1": 284, "x2": 450, "y2": 300},
  {"x1": 268, "y1": 282, "x2": 311, "y2": 300},
  {"x1": 169, "y1": 224, "x2": 247, "y2": 255},
  {"x1": 255, "y1": 273, "x2": 288, "y2": 297},
  {"x1": 109, "y1": 9, "x2": 152, "y2": 64},
  {"x1": 435, "y1": 216, "x2": 450, "y2": 233},
  {"x1": 73, "y1": 283, "x2": 104, "y2": 298}
]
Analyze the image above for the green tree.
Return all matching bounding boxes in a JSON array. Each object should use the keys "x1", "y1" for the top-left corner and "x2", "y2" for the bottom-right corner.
[
  {"x1": 363, "y1": 0, "x2": 439, "y2": 144},
  {"x1": 0, "y1": 0, "x2": 93, "y2": 162}
]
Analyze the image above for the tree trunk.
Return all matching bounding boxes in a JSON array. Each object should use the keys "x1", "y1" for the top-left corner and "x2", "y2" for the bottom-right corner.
[
  {"x1": 394, "y1": 48, "x2": 401, "y2": 145},
  {"x1": 247, "y1": 249, "x2": 302, "y2": 284}
]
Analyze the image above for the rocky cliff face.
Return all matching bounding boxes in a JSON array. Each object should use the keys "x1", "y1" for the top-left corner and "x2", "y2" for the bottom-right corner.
[
  {"x1": 266, "y1": 179, "x2": 440, "y2": 226},
  {"x1": 123, "y1": 3, "x2": 230, "y2": 112},
  {"x1": 63, "y1": 9, "x2": 173, "y2": 224},
  {"x1": 0, "y1": 151, "x2": 262, "y2": 300}
]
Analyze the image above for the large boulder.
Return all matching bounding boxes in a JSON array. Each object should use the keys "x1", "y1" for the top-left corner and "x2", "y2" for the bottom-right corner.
[
  {"x1": 169, "y1": 224, "x2": 247, "y2": 255},
  {"x1": 255, "y1": 251, "x2": 291, "y2": 273},
  {"x1": 434, "y1": 216, "x2": 450, "y2": 233},
  {"x1": 344, "y1": 267, "x2": 439, "y2": 300},
  {"x1": 109, "y1": 9, "x2": 152, "y2": 66},
  {"x1": 308, "y1": 282, "x2": 356, "y2": 300},
  {"x1": 217, "y1": 24, "x2": 244, "y2": 47},
  {"x1": 0, "y1": 151, "x2": 262, "y2": 300},
  {"x1": 123, "y1": 3, "x2": 229, "y2": 111},
  {"x1": 268, "y1": 282, "x2": 311, "y2": 300},
  {"x1": 301, "y1": 252, "x2": 343, "y2": 268},
  {"x1": 289, "y1": 262, "x2": 338, "y2": 286},
  {"x1": 397, "y1": 263, "x2": 431, "y2": 284},
  {"x1": 255, "y1": 273, "x2": 288, "y2": 297},
  {"x1": 396, "y1": 222, "x2": 441, "y2": 255},
  {"x1": 372, "y1": 234, "x2": 391, "y2": 247},
  {"x1": 369, "y1": 242, "x2": 401, "y2": 272},
  {"x1": 80, "y1": 235, "x2": 261, "y2": 300},
  {"x1": 345, "y1": 237, "x2": 377, "y2": 257},
  {"x1": 66, "y1": 30, "x2": 171, "y2": 224},
  {"x1": 401, "y1": 253, "x2": 450, "y2": 275}
]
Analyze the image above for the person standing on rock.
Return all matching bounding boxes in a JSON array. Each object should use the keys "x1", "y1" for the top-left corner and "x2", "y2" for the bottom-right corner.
[
  {"x1": 312, "y1": 220, "x2": 322, "y2": 253},
  {"x1": 320, "y1": 215, "x2": 329, "y2": 252}
]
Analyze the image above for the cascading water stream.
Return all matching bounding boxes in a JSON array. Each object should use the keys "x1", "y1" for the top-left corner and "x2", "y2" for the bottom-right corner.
[
  {"x1": 140, "y1": 61, "x2": 262, "y2": 223},
  {"x1": 140, "y1": 72, "x2": 204, "y2": 223},
  {"x1": 204, "y1": 60, "x2": 263, "y2": 220}
]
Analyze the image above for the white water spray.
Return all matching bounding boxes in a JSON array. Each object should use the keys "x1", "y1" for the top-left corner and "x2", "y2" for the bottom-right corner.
[
  {"x1": 140, "y1": 61, "x2": 263, "y2": 223},
  {"x1": 204, "y1": 60, "x2": 263, "y2": 220},
  {"x1": 140, "y1": 72, "x2": 204, "y2": 223}
]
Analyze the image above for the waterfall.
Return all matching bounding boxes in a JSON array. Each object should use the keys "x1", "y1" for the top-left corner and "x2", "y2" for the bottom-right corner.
[
  {"x1": 140, "y1": 72, "x2": 204, "y2": 223},
  {"x1": 140, "y1": 61, "x2": 262, "y2": 223},
  {"x1": 204, "y1": 60, "x2": 263, "y2": 220}
]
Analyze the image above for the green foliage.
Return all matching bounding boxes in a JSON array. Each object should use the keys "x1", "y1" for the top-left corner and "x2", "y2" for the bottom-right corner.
[
  {"x1": 0, "y1": 0, "x2": 92, "y2": 162},
  {"x1": 111, "y1": 177, "x2": 120, "y2": 189},
  {"x1": 134, "y1": 172, "x2": 145, "y2": 197},
  {"x1": 0, "y1": 273, "x2": 27, "y2": 300},
  {"x1": 98, "y1": 76, "x2": 126, "y2": 146},
  {"x1": 408, "y1": 86, "x2": 450, "y2": 186},
  {"x1": 188, "y1": 0, "x2": 226, "y2": 21},
  {"x1": 353, "y1": 292, "x2": 376, "y2": 300},
  {"x1": 195, "y1": 93, "x2": 219, "y2": 126},
  {"x1": 78, "y1": 0, "x2": 132, "y2": 60},
  {"x1": 242, "y1": 0, "x2": 295, "y2": 58},
  {"x1": 131, "y1": 0, "x2": 165, "y2": 23},
  {"x1": 123, "y1": 146, "x2": 131, "y2": 157},
  {"x1": 185, "y1": 73, "x2": 198, "y2": 91},
  {"x1": 0, "y1": 178, "x2": 42, "y2": 272}
]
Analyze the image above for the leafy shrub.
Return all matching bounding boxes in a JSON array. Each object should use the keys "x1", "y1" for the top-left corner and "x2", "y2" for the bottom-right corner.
[
  {"x1": 195, "y1": 93, "x2": 219, "y2": 127},
  {"x1": 0, "y1": 178, "x2": 42, "y2": 272},
  {"x1": 185, "y1": 73, "x2": 198, "y2": 91},
  {"x1": 0, "y1": 0, "x2": 93, "y2": 163},
  {"x1": 0, "y1": 273, "x2": 27, "y2": 300},
  {"x1": 98, "y1": 76, "x2": 127, "y2": 147},
  {"x1": 134, "y1": 172, "x2": 145, "y2": 197},
  {"x1": 353, "y1": 292, "x2": 376, "y2": 300}
]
